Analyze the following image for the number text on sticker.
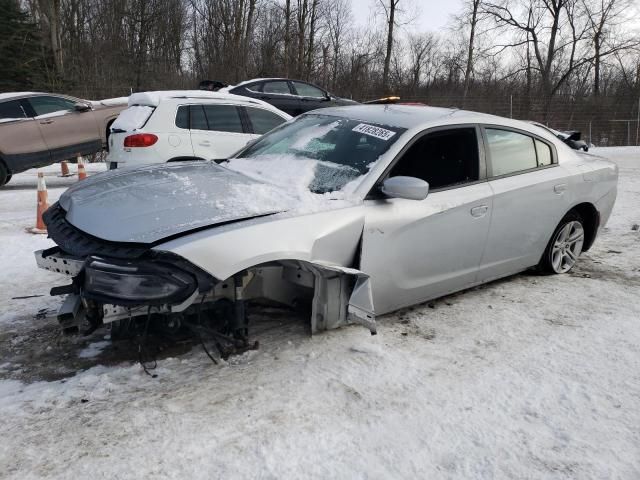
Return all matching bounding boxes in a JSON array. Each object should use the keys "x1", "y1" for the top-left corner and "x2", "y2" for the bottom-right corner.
[{"x1": 352, "y1": 123, "x2": 397, "y2": 141}]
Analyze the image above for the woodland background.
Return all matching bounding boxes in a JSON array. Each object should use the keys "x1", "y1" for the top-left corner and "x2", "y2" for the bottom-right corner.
[{"x1": 2, "y1": 0, "x2": 640, "y2": 145}]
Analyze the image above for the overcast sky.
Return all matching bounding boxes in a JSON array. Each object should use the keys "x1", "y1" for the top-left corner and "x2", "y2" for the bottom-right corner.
[{"x1": 350, "y1": 0, "x2": 464, "y2": 32}]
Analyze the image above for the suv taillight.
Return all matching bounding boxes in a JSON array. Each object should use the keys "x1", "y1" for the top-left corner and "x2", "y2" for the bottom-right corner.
[{"x1": 124, "y1": 133, "x2": 158, "y2": 147}]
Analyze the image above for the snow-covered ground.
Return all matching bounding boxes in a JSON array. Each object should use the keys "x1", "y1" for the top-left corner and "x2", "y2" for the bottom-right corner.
[{"x1": 1, "y1": 150, "x2": 639, "y2": 479}]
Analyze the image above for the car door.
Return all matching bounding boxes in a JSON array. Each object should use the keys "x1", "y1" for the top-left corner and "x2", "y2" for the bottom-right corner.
[
  {"x1": 360, "y1": 126, "x2": 493, "y2": 314},
  {"x1": 0, "y1": 99, "x2": 50, "y2": 171},
  {"x1": 189, "y1": 104, "x2": 252, "y2": 160},
  {"x1": 477, "y1": 127, "x2": 570, "y2": 282},
  {"x1": 259, "y1": 81, "x2": 302, "y2": 116},
  {"x1": 27, "y1": 95, "x2": 101, "y2": 161},
  {"x1": 291, "y1": 81, "x2": 329, "y2": 113}
]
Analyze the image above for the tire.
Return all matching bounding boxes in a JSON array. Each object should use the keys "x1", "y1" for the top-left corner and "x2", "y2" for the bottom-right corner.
[
  {"x1": 538, "y1": 212, "x2": 585, "y2": 274},
  {"x1": 0, "y1": 162, "x2": 9, "y2": 187}
]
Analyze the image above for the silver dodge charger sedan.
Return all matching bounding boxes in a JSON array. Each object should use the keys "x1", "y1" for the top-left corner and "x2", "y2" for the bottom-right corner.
[{"x1": 35, "y1": 105, "x2": 618, "y2": 344}]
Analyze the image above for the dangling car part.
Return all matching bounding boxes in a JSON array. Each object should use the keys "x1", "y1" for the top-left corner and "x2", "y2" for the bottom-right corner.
[{"x1": 36, "y1": 106, "x2": 617, "y2": 346}]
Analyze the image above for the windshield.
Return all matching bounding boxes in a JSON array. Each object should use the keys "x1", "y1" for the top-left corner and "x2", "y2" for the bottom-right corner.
[{"x1": 228, "y1": 114, "x2": 406, "y2": 194}]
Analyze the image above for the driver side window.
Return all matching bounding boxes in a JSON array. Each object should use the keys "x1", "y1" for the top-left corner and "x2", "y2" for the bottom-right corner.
[{"x1": 389, "y1": 127, "x2": 480, "y2": 190}]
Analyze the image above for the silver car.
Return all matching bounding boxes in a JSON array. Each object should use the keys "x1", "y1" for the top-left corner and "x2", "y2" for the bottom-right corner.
[{"x1": 35, "y1": 105, "x2": 618, "y2": 343}]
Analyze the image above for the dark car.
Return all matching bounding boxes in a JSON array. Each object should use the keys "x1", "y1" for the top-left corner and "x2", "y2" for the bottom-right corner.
[{"x1": 224, "y1": 78, "x2": 357, "y2": 116}]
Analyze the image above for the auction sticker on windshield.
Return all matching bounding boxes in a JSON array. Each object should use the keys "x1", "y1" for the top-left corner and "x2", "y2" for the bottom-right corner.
[{"x1": 352, "y1": 123, "x2": 397, "y2": 141}]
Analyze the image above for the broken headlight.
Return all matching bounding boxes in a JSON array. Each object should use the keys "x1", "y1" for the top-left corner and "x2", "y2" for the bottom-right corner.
[{"x1": 84, "y1": 256, "x2": 197, "y2": 306}]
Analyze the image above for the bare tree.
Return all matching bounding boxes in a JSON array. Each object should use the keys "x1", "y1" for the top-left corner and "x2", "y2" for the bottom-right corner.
[
  {"x1": 406, "y1": 32, "x2": 437, "y2": 94},
  {"x1": 582, "y1": 0, "x2": 636, "y2": 95},
  {"x1": 378, "y1": 0, "x2": 401, "y2": 94}
]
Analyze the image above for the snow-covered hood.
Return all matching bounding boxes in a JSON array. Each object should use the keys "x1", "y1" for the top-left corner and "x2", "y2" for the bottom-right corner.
[{"x1": 58, "y1": 162, "x2": 303, "y2": 243}]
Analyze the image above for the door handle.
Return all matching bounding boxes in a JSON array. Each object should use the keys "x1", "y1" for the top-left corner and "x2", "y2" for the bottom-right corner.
[
  {"x1": 553, "y1": 183, "x2": 567, "y2": 194},
  {"x1": 199, "y1": 141, "x2": 211, "y2": 146},
  {"x1": 39, "y1": 120, "x2": 54, "y2": 125},
  {"x1": 470, "y1": 205, "x2": 489, "y2": 217}
]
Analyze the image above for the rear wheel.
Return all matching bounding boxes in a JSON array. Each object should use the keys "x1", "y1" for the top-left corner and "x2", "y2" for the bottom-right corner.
[{"x1": 539, "y1": 212, "x2": 585, "y2": 274}]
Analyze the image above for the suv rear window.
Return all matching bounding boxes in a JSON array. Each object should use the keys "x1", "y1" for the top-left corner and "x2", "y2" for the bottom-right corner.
[
  {"x1": 203, "y1": 105, "x2": 243, "y2": 133},
  {"x1": 111, "y1": 105, "x2": 155, "y2": 132},
  {"x1": 183, "y1": 104, "x2": 245, "y2": 133},
  {"x1": 0, "y1": 100, "x2": 26, "y2": 121},
  {"x1": 175, "y1": 105, "x2": 189, "y2": 129},
  {"x1": 246, "y1": 107, "x2": 286, "y2": 134}
]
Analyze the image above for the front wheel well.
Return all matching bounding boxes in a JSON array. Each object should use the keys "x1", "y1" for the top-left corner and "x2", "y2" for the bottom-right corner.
[{"x1": 568, "y1": 202, "x2": 599, "y2": 251}]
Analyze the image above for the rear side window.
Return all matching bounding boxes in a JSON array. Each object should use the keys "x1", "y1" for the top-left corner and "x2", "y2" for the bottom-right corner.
[
  {"x1": 203, "y1": 105, "x2": 243, "y2": 133},
  {"x1": 29, "y1": 96, "x2": 76, "y2": 116},
  {"x1": 190, "y1": 105, "x2": 208, "y2": 130},
  {"x1": 245, "y1": 107, "x2": 286, "y2": 134},
  {"x1": 175, "y1": 105, "x2": 189, "y2": 129},
  {"x1": 263, "y1": 81, "x2": 291, "y2": 95},
  {"x1": 535, "y1": 139, "x2": 552, "y2": 166},
  {"x1": 245, "y1": 82, "x2": 263, "y2": 93},
  {"x1": 0, "y1": 100, "x2": 26, "y2": 120},
  {"x1": 486, "y1": 129, "x2": 537, "y2": 176},
  {"x1": 292, "y1": 81, "x2": 325, "y2": 98}
]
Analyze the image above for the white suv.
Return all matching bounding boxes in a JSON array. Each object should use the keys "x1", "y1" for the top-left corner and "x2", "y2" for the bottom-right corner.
[{"x1": 107, "y1": 91, "x2": 291, "y2": 168}]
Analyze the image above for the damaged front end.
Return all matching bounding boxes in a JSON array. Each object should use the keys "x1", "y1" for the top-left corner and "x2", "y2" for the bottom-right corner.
[{"x1": 35, "y1": 238, "x2": 376, "y2": 346}]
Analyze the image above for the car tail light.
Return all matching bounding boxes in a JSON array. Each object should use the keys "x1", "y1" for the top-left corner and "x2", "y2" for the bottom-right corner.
[{"x1": 124, "y1": 133, "x2": 158, "y2": 147}]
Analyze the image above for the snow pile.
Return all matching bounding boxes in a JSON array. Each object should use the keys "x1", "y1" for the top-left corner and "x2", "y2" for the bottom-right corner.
[
  {"x1": 110, "y1": 105, "x2": 154, "y2": 132},
  {"x1": 78, "y1": 341, "x2": 110, "y2": 359},
  {"x1": 89, "y1": 97, "x2": 128, "y2": 107},
  {"x1": 0, "y1": 149, "x2": 638, "y2": 478}
]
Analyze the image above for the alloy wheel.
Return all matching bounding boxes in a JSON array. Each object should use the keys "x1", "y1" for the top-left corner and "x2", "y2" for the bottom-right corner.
[{"x1": 551, "y1": 220, "x2": 584, "y2": 273}]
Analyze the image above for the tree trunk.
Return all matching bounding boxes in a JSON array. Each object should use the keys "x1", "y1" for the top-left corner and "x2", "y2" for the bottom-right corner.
[
  {"x1": 382, "y1": 0, "x2": 397, "y2": 94},
  {"x1": 462, "y1": 0, "x2": 480, "y2": 104},
  {"x1": 284, "y1": 0, "x2": 291, "y2": 77},
  {"x1": 594, "y1": 32, "x2": 601, "y2": 96}
]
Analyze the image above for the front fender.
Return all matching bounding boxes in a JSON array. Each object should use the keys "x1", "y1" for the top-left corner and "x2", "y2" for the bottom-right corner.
[{"x1": 153, "y1": 205, "x2": 365, "y2": 281}]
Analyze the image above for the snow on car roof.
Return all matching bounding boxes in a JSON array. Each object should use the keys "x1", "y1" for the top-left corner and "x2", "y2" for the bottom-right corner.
[
  {"x1": 127, "y1": 90, "x2": 291, "y2": 118},
  {"x1": 314, "y1": 104, "x2": 542, "y2": 132},
  {"x1": 129, "y1": 90, "x2": 261, "y2": 107}
]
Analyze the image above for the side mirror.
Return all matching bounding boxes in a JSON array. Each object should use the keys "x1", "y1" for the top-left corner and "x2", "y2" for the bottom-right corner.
[
  {"x1": 74, "y1": 102, "x2": 91, "y2": 112},
  {"x1": 381, "y1": 176, "x2": 429, "y2": 200}
]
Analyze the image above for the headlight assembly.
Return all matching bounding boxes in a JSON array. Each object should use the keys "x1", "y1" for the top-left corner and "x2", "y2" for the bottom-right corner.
[{"x1": 84, "y1": 256, "x2": 197, "y2": 306}]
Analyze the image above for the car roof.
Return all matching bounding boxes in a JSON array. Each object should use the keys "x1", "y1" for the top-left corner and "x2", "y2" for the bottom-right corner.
[
  {"x1": 129, "y1": 90, "x2": 272, "y2": 107},
  {"x1": 128, "y1": 90, "x2": 292, "y2": 119},
  {"x1": 0, "y1": 92, "x2": 66, "y2": 102},
  {"x1": 305, "y1": 104, "x2": 545, "y2": 133}
]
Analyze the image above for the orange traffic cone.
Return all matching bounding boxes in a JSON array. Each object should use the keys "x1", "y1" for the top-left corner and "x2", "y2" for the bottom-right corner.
[
  {"x1": 29, "y1": 172, "x2": 49, "y2": 234},
  {"x1": 77, "y1": 156, "x2": 87, "y2": 181},
  {"x1": 59, "y1": 160, "x2": 72, "y2": 177}
]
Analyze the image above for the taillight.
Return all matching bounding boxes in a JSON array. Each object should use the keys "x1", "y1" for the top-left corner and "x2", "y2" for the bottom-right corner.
[{"x1": 124, "y1": 133, "x2": 158, "y2": 147}]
